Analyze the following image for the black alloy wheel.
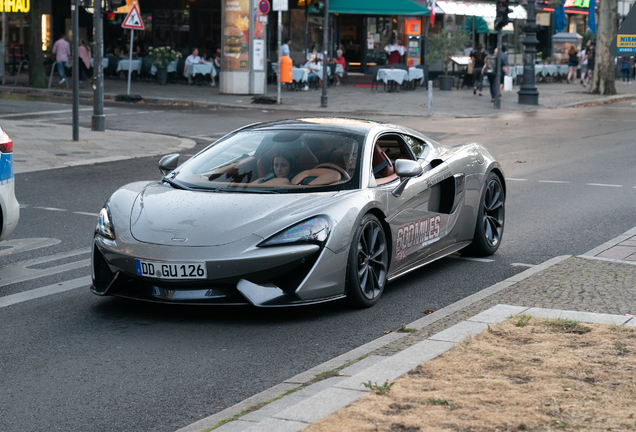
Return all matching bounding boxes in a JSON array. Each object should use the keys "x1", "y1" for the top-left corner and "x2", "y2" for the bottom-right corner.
[
  {"x1": 346, "y1": 214, "x2": 389, "y2": 308},
  {"x1": 464, "y1": 172, "x2": 505, "y2": 256}
]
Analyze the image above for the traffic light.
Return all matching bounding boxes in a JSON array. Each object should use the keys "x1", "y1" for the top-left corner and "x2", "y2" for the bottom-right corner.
[{"x1": 495, "y1": 0, "x2": 513, "y2": 30}]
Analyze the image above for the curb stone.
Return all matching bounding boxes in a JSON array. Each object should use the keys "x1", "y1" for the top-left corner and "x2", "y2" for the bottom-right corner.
[
  {"x1": 211, "y1": 304, "x2": 636, "y2": 432},
  {"x1": 3, "y1": 85, "x2": 635, "y2": 118},
  {"x1": 174, "y1": 255, "x2": 570, "y2": 432}
]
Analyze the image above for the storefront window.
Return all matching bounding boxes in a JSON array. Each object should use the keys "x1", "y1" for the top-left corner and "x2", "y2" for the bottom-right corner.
[{"x1": 365, "y1": 16, "x2": 395, "y2": 67}]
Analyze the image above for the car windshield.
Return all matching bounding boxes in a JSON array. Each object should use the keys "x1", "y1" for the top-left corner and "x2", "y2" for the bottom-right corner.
[{"x1": 172, "y1": 129, "x2": 364, "y2": 193}]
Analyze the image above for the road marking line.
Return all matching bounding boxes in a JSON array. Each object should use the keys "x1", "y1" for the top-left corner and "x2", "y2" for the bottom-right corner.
[
  {"x1": 19, "y1": 204, "x2": 29, "y2": 208},
  {"x1": 0, "y1": 238, "x2": 61, "y2": 255},
  {"x1": 33, "y1": 206, "x2": 67, "y2": 212},
  {"x1": 0, "y1": 248, "x2": 91, "y2": 288},
  {"x1": 510, "y1": 263, "x2": 535, "y2": 267},
  {"x1": 0, "y1": 108, "x2": 94, "y2": 118},
  {"x1": 0, "y1": 276, "x2": 91, "y2": 309},
  {"x1": 586, "y1": 183, "x2": 623, "y2": 188},
  {"x1": 73, "y1": 211, "x2": 99, "y2": 217},
  {"x1": 538, "y1": 180, "x2": 570, "y2": 184},
  {"x1": 506, "y1": 178, "x2": 527, "y2": 181}
]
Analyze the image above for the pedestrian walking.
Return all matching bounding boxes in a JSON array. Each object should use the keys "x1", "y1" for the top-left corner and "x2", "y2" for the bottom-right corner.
[
  {"x1": 583, "y1": 43, "x2": 595, "y2": 87},
  {"x1": 579, "y1": 41, "x2": 590, "y2": 84},
  {"x1": 51, "y1": 35, "x2": 71, "y2": 84},
  {"x1": 470, "y1": 44, "x2": 485, "y2": 96},
  {"x1": 620, "y1": 56, "x2": 632, "y2": 85},
  {"x1": 482, "y1": 51, "x2": 497, "y2": 102},
  {"x1": 281, "y1": 38, "x2": 291, "y2": 58},
  {"x1": 78, "y1": 39, "x2": 92, "y2": 82},
  {"x1": 567, "y1": 45, "x2": 578, "y2": 83}
]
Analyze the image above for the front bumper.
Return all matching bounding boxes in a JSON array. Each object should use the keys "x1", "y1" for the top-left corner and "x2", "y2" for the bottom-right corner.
[{"x1": 91, "y1": 235, "x2": 347, "y2": 307}]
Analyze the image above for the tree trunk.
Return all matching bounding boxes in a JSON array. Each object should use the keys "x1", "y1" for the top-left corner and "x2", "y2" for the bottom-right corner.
[
  {"x1": 28, "y1": 0, "x2": 47, "y2": 88},
  {"x1": 590, "y1": 0, "x2": 617, "y2": 95}
]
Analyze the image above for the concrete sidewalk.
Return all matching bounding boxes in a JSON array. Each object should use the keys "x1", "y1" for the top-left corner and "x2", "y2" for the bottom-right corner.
[
  {"x1": 3, "y1": 119, "x2": 196, "y2": 174},
  {"x1": 3, "y1": 75, "x2": 636, "y2": 118},
  {"x1": 178, "y1": 227, "x2": 636, "y2": 432}
]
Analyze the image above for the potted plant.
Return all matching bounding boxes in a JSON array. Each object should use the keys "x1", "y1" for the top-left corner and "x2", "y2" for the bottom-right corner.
[
  {"x1": 147, "y1": 46, "x2": 182, "y2": 85},
  {"x1": 426, "y1": 31, "x2": 470, "y2": 91}
]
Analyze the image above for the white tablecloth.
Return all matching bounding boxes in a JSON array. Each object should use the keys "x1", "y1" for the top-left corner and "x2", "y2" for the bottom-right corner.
[
  {"x1": 333, "y1": 63, "x2": 344, "y2": 77},
  {"x1": 89, "y1": 58, "x2": 109, "y2": 69},
  {"x1": 116, "y1": 59, "x2": 142, "y2": 73},
  {"x1": 408, "y1": 67, "x2": 424, "y2": 84},
  {"x1": 150, "y1": 60, "x2": 178, "y2": 76},
  {"x1": 292, "y1": 67, "x2": 309, "y2": 83},
  {"x1": 185, "y1": 63, "x2": 217, "y2": 78},
  {"x1": 511, "y1": 64, "x2": 569, "y2": 80},
  {"x1": 377, "y1": 68, "x2": 408, "y2": 85}
]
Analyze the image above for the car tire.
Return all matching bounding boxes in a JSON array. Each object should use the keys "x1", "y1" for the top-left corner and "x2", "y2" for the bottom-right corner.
[
  {"x1": 464, "y1": 172, "x2": 505, "y2": 256},
  {"x1": 346, "y1": 213, "x2": 389, "y2": 308}
]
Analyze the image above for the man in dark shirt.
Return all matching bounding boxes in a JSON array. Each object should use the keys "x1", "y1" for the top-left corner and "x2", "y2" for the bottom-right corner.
[{"x1": 470, "y1": 44, "x2": 485, "y2": 96}]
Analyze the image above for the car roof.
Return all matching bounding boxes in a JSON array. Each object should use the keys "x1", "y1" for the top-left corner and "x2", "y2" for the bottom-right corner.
[{"x1": 241, "y1": 117, "x2": 385, "y2": 135}]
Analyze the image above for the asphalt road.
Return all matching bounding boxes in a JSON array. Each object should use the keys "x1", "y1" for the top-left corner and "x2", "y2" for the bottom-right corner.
[{"x1": 1, "y1": 96, "x2": 635, "y2": 432}]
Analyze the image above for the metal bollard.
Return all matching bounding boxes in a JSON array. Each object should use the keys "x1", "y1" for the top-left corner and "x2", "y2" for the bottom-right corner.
[{"x1": 427, "y1": 80, "x2": 433, "y2": 115}]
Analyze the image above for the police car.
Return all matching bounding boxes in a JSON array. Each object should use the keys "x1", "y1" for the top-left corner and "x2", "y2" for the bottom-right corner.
[{"x1": 0, "y1": 125, "x2": 19, "y2": 240}]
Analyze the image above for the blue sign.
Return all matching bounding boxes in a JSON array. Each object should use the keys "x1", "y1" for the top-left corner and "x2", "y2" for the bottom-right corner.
[
  {"x1": 0, "y1": 153, "x2": 13, "y2": 184},
  {"x1": 259, "y1": 0, "x2": 270, "y2": 14}
]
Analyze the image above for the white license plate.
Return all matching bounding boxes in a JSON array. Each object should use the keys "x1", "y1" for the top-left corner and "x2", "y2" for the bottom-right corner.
[{"x1": 135, "y1": 260, "x2": 207, "y2": 279}]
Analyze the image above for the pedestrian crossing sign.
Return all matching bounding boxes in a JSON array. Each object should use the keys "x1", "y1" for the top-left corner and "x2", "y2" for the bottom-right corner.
[{"x1": 122, "y1": 3, "x2": 144, "y2": 30}]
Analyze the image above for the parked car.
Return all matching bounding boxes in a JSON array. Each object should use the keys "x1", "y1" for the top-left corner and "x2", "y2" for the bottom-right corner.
[{"x1": 0, "y1": 125, "x2": 19, "y2": 240}]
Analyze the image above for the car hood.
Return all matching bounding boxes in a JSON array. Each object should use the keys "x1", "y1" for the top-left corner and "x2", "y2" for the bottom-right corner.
[{"x1": 130, "y1": 183, "x2": 338, "y2": 246}]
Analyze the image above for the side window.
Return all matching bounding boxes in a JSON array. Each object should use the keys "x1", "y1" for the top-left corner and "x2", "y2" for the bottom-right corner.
[
  {"x1": 403, "y1": 135, "x2": 428, "y2": 159},
  {"x1": 376, "y1": 135, "x2": 414, "y2": 161}
]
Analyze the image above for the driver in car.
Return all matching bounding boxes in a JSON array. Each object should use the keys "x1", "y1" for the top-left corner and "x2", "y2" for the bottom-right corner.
[{"x1": 272, "y1": 150, "x2": 297, "y2": 181}]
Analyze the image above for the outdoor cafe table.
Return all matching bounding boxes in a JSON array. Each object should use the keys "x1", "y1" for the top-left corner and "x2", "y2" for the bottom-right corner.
[
  {"x1": 89, "y1": 58, "x2": 109, "y2": 69},
  {"x1": 510, "y1": 64, "x2": 569, "y2": 81},
  {"x1": 377, "y1": 68, "x2": 408, "y2": 92},
  {"x1": 408, "y1": 67, "x2": 424, "y2": 85},
  {"x1": 150, "y1": 60, "x2": 178, "y2": 76},
  {"x1": 185, "y1": 63, "x2": 217, "y2": 78},
  {"x1": 292, "y1": 67, "x2": 309, "y2": 83},
  {"x1": 116, "y1": 59, "x2": 142, "y2": 74}
]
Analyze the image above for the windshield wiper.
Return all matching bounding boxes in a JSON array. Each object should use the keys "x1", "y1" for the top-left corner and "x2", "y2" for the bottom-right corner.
[
  {"x1": 209, "y1": 187, "x2": 279, "y2": 194},
  {"x1": 162, "y1": 177, "x2": 187, "y2": 190}
]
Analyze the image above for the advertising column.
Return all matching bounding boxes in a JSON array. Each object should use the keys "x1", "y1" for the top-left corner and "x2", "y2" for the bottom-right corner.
[{"x1": 221, "y1": 0, "x2": 265, "y2": 94}]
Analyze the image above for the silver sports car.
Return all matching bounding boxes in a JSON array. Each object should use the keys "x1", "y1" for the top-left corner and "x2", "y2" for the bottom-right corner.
[{"x1": 92, "y1": 118, "x2": 505, "y2": 308}]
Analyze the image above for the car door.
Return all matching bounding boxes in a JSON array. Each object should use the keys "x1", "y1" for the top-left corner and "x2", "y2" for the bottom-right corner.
[{"x1": 374, "y1": 133, "x2": 456, "y2": 275}]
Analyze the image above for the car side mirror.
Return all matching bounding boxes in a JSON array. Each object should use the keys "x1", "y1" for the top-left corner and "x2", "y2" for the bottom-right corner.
[
  {"x1": 392, "y1": 160, "x2": 422, "y2": 197},
  {"x1": 158, "y1": 153, "x2": 179, "y2": 176}
]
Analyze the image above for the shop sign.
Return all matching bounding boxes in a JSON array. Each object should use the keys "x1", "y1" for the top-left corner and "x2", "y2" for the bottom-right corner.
[
  {"x1": 563, "y1": 0, "x2": 591, "y2": 8},
  {"x1": 0, "y1": 0, "x2": 30, "y2": 13},
  {"x1": 617, "y1": 35, "x2": 636, "y2": 53},
  {"x1": 611, "y1": 3, "x2": 636, "y2": 55}
]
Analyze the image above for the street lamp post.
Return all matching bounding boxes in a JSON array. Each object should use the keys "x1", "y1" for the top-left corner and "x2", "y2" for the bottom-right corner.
[
  {"x1": 321, "y1": 0, "x2": 329, "y2": 108},
  {"x1": 518, "y1": 0, "x2": 540, "y2": 105},
  {"x1": 92, "y1": 0, "x2": 105, "y2": 131}
]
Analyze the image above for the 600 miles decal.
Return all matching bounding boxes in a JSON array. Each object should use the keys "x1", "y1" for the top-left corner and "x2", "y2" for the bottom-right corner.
[{"x1": 395, "y1": 215, "x2": 442, "y2": 261}]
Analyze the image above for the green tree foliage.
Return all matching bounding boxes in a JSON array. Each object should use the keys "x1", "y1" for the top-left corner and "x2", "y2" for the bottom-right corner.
[{"x1": 426, "y1": 31, "x2": 470, "y2": 76}]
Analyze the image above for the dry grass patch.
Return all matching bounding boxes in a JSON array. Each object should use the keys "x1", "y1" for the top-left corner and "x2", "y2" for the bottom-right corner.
[{"x1": 307, "y1": 317, "x2": 636, "y2": 432}]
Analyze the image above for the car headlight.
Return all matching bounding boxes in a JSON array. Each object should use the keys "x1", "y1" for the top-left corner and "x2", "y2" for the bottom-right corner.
[
  {"x1": 260, "y1": 216, "x2": 330, "y2": 247},
  {"x1": 96, "y1": 205, "x2": 115, "y2": 239}
]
